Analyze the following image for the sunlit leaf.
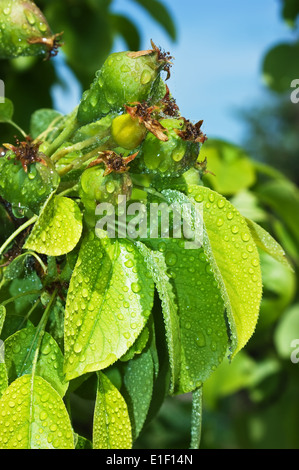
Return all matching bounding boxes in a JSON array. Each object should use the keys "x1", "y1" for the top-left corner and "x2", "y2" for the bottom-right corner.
[
  {"x1": 64, "y1": 233, "x2": 154, "y2": 380},
  {"x1": 182, "y1": 186, "x2": 263, "y2": 356},
  {"x1": 24, "y1": 195, "x2": 83, "y2": 256},
  {"x1": 201, "y1": 139, "x2": 256, "y2": 195},
  {"x1": 93, "y1": 371, "x2": 132, "y2": 449},
  {"x1": 0, "y1": 375, "x2": 74, "y2": 449}
]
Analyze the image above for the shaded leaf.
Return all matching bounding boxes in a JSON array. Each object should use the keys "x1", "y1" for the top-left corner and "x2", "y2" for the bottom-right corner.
[
  {"x1": 274, "y1": 303, "x2": 299, "y2": 359},
  {"x1": 122, "y1": 348, "x2": 154, "y2": 440},
  {"x1": 0, "y1": 98, "x2": 14, "y2": 123},
  {"x1": 5, "y1": 325, "x2": 68, "y2": 397},
  {"x1": 0, "y1": 305, "x2": 5, "y2": 336},
  {"x1": 263, "y1": 42, "x2": 299, "y2": 93},
  {"x1": 110, "y1": 14, "x2": 141, "y2": 51},
  {"x1": 146, "y1": 238, "x2": 228, "y2": 394},
  {"x1": 256, "y1": 178, "x2": 299, "y2": 246},
  {"x1": 134, "y1": 241, "x2": 180, "y2": 393},
  {"x1": 282, "y1": 0, "x2": 299, "y2": 28},
  {"x1": 131, "y1": 0, "x2": 177, "y2": 40},
  {"x1": 30, "y1": 108, "x2": 62, "y2": 140}
]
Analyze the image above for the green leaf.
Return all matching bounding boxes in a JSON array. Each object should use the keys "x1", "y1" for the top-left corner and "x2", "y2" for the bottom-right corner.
[
  {"x1": 282, "y1": 0, "x2": 299, "y2": 28},
  {"x1": 146, "y1": 238, "x2": 228, "y2": 394},
  {"x1": 230, "y1": 190, "x2": 267, "y2": 223},
  {"x1": 75, "y1": 434, "x2": 92, "y2": 449},
  {"x1": 64, "y1": 233, "x2": 155, "y2": 380},
  {"x1": 120, "y1": 326, "x2": 149, "y2": 362},
  {"x1": 0, "y1": 204, "x2": 15, "y2": 245},
  {"x1": 274, "y1": 304, "x2": 299, "y2": 359},
  {"x1": 0, "y1": 98, "x2": 14, "y2": 122},
  {"x1": 131, "y1": 0, "x2": 177, "y2": 40},
  {"x1": 122, "y1": 348, "x2": 154, "y2": 440},
  {"x1": 256, "y1": 178, "x2": 299, "y2": 246},
  {"x1": 245, "y1": 218, "x2": 293, "y2": 271},
  {"x1": 262, "y1": 42, "x2": 299, "y2": 93},
  {"x1": 24, "y1": 195, "x2": 83, "y2": 256},
  {"x1": 0, "y1": 363, "x2": 8, "y2": 399},
  {"x1": 93, "y1": 371, "x2": 132, "y2": 449},
  {"x1": 0, "y1": 375, "x2": 74, "y2": 449},
  {"x1": 30, "y1": 108, "x2": 62, "y2": 140},
  {"x1": 4, "y1": 325, "x2": 68, "y2": 397},
  {"x1": 184, "y1": 186, "x2": 263, "y2": 356},
  {"x1": 134, "y1": 241, "x2": 180, "y2": 393},
  {"x1": 258, "y1": 251, "x2": 296, "y2": 330},
  {"x1": 201, "y1": 139, "x2": 256, "y2": 196},
  {"x1": 110, "y1": 14, "x2": 141, "y2": 51},
  {"x1": 0, "y1": 305, "x2": 6, "y2": 336},
  {"x1": 0, "y1": 315, "x2": 33, "y2": 342}
]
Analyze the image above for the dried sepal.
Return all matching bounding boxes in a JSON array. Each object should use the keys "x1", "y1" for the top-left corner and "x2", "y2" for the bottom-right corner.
[
  {"x1": 125, "y1": 102, "x2": 168, "y2": 141},
  {"x1": 3, "y1": 136, "x2": 48, "y2": 173},
  {"x1": 88, "y1": 150, "x2": 139, "y2": 175}
]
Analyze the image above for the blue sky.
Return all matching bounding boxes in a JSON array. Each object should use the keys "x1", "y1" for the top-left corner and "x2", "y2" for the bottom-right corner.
[{"x1": 53, "y1": 0, "x2": 295, "y2": 146}]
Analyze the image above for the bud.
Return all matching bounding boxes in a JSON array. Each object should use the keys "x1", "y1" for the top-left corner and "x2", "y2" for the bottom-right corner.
[
  {"x1": 77, "y1": 41, "x2": 172, "y2": 125},
  {"x1": 0, "y1": 0, "x2": 62, "y2": 60}
]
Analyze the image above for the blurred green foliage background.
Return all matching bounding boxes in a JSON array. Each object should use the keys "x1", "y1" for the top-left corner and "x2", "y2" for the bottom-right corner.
[{"x1": 1, "y1": 0, "x2": 298, "y2": 449}]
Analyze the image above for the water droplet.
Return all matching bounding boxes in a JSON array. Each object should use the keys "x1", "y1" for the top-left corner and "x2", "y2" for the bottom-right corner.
[
  {"x1": 231, "y1": 225, "x2": 239, "y2": 234},
  {"x1": 131, "y1": 282, "x2": 141, "y2": 293},
  {"x1": 165, "y1": 252, "x2": 177, "y2": 266},
  {"x1": 140, "y1": 70, "x2": 152, "y2": 85},
  {"x1": 241, "y1": 232, "x2": 250, "y2": 242},
  {"x1": 74, "y1": 343, "x2": 82, "y2": 354},
  {"x1": 217, "y1": 198, "x2": 225, "y2": 209},
  {"x1": 194, "y1": 193, "x2": 203, "y2": 203}
]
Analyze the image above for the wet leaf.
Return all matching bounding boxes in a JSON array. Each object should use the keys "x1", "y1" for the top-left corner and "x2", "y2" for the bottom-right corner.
[
  {"x1": 0, "y1": 375, "x2": 74, "y2": 449},
  {"x1": 24, "y1": 194, "x2": 83, "y2": 256},
  {"x1": 182, "y1": 186, "x2": 263, "y2": 356},
  {"x1": 64, "y1": 233, "x2": 154, "y2": 380},
  {"x1": 30, "y1": 108, "x2": 62, "y2": 140},
  {"x1": 4, "y1": 324, "x2": 68, "y2": 397},
  {"x1": 93, "y1": 371, "x2": 132, "y2": 449},
  {"x1": 134, "y1": 241, "x2": 180, "y2": 393},
  {"x1": 145, "y1": 238, "x2": 228, "y2": 394},
  {"x1": 122, "y1": 348, "x2": 154, "y2": 440}
]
